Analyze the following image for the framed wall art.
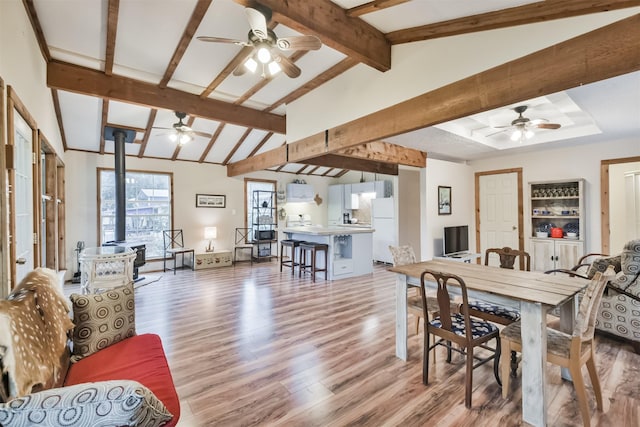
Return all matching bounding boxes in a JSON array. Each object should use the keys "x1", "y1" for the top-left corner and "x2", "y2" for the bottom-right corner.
[
  {"x1": 438, "y1": 186, "x2": 451, "y2": 215},
  {"x1": 196, "y1": 194, "x2": 226, "y2": 208}
]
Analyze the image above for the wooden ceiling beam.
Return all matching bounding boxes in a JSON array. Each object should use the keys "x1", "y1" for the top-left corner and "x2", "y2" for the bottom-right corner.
[
  {"x1": 236, "y1": 0, "x2": 391, "y2": 71},
  {"x1": 334, "y1": 141, "x2": 426, "y2": 168},
  {"x1": 299, "y1": 154, "x2": 398, "y2": 175},
  {"x1": 199, "y1": 123, "x2": 225, "y2": 163},
  {"x1": 105, "y1": 0, "x2": 119, "y2": 75},
  {"x1": 47, "y1": 60, "x2": 286, "y2": 133},
  {"x1": 227, "y1": 145, "x2": 287, "y2": 176},
  {"x1": 137, "y1": 109, "x2": 157, "y2": 157},
  {"x1": 347, "y1": 0, "x2": 410, "y2": 17},
  {"x1": 159, "y1": 0, "x2": 212, "y2": 88},
  {"x1": 386, "y1": 0, "x2": 640, "y2": 44},
  {"x1": 99, "y1": 100, "x2": 108, "y2": 154}
]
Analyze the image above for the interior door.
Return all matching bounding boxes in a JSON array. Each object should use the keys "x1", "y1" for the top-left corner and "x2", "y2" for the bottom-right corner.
[
  {"x1": 13, "y1": 111, "x2": 34, "y2": 283},
  {"x1": 478, "y1": 171, "x2": 521, "y2": 266}
]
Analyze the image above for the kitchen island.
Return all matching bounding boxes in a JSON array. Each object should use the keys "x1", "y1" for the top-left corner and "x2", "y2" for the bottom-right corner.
[{"x1": 282, "y1": 226, "x2": 374, "y2": 280}]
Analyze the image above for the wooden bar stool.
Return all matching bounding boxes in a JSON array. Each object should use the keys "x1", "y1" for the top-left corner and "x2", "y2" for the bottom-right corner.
[
  {"x1": 280, "y1": 239, "x2": 303, "y2": 275},
  {"x1": 299, "y1": 242, "x2": 328, "y2": 282}
]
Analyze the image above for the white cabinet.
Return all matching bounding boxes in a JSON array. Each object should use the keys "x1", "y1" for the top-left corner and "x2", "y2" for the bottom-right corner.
[
  {"x1": 351, "y1": 181, "x2": 375, "y2": 194},
  {"x1": 328, "y1": 184, "x2": 344, "y2": 225},
  {"x1": 531, "y1": 238, "x2": 584, "y2": 271},
  {"x1": 343, "y1": 184, "x2": 354, "y2": 209},
  {"x1": 529, "y1": 179, "x2": 585, "y2": 271},
  {"x1": 286, "y1": 183, "x2": 314, "y2": 203},
  {"x1": 375, "y1": 181, "x2": 392, "y2": 198}
]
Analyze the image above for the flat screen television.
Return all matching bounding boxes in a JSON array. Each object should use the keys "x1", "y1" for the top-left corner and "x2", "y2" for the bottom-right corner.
[{"x1": 443, "y1": 225, "x2": 469, "y2": 256}]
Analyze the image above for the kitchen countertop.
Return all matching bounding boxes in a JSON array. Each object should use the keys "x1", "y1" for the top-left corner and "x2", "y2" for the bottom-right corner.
[{"x1": 283, "y1": 226, "x2": 375, "y2": 235}]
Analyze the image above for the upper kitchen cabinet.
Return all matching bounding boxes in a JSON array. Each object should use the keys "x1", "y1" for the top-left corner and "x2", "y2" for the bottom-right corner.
[
  {"x1": 286, "y1": 183, "x2": 314, "y2": 203},
  {"x1": 328, "y1": 184, "x2": 344, "y2": 226}
]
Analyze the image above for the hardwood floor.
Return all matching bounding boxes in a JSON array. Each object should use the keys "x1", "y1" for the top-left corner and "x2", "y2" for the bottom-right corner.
[{"x1": 114, "y1": 263, "x2": 638, "y2": 426}]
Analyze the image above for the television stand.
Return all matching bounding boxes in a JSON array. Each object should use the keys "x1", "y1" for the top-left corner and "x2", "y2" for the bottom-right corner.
[{"x1": 434, "y1": 252, "x2": 481, "y2": 263}]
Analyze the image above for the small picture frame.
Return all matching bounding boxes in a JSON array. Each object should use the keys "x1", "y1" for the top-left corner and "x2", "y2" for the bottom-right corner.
[
  {"x1": 438, "y1": 186, "x2": 451, "y2": 215},
  {"x1": 196, "y1": 194, "x2": 226, "y2": 208}
]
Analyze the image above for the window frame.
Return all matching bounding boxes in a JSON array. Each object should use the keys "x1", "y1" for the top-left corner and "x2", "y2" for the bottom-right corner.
[{"x1": 97, "y1": 168, "x2": 174, "y2": 260}]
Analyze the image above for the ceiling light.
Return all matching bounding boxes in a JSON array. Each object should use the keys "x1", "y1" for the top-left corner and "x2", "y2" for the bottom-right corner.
[
  {"x1": 244, "y1": 57, "x2": 258, "y2": 73},
  {"x1": 268, "y1": 61, "x2": 281, "y2": 76},
  {"x1": 179, "y1": 133, "x2": 192, "y2": 145},
  {"x1": 168, "y1": 133, "x2": 178, "y2": 143},
  {"x1": 510, "y1": 129, "x2": 522, "y2": 142},
  {"x1": 525, "y1": 129, "x2": 535, "y2": 139},
  {"x1": 256, "y1": 46, "x2": 271, "y2": 64}
]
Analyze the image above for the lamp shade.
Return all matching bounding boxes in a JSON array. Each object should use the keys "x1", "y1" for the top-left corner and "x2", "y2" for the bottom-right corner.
[{"x1": 204, "y1": 226, "x2": 217, "y2": 239}]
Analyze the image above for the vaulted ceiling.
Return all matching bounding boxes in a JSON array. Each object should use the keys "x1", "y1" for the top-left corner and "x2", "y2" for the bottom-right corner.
[{"x1": 26, "y1": 0, "x2": 640, "y2": 177}]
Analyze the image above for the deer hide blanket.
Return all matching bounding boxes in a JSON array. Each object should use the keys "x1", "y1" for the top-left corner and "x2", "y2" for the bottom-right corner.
[{"x1": 0, "y1": 268, "x2": 73, "y2": 398}]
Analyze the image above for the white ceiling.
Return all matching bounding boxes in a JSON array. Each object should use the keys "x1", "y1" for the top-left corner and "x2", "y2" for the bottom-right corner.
[{"x1": 30, "y1": 0, "x2": 640, "y2": 171}]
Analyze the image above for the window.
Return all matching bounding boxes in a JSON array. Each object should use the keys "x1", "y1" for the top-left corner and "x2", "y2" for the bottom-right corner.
[{"x1": 98, "y1": 169, "x2": 172, "y2": 258}]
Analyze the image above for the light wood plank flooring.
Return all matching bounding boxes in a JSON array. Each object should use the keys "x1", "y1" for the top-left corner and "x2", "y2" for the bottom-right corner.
[{"x1": 91, "y1": 263, "x2": 639, "y2": 426}]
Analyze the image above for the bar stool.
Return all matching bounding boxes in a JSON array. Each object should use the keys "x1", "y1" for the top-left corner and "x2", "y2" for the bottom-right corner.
[
  {"x1": 299, "y1": 242, "x2": 328, "y2": 282},
  {"x1": 280, "y1": 239, "x2": 303, "y2": 275}
]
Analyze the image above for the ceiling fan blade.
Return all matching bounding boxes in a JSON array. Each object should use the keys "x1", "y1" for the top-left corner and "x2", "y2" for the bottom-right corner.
[
  {"x1": 272, "y1": 51, "x2": 301, "y2": 78},
  {"x1": 151, "y1": 126, "x2": 174, "y2": 131},
  {"x1": 193, "y1": 131, "x2": 213, "y2": 138},
  {"x1": 486, "y1": 128, "x2": 509, "y2": 137},
  {"x1": 245, "y1": 7, "x2": 269, "y2": 39},
  {"x1": 276, "y1": 35, "x2": 322, "y2": 51},
  {"x1": 197, "y1": 36, "x2": 249, "y2": 46},
  {"x1": 535, "y1": 123, "x2": 561, "y2": 130}
]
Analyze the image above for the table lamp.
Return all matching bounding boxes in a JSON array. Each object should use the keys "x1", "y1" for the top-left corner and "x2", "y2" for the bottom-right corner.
[{"x1": 204, "y1": 226, "x2": 217, "y2": 252}]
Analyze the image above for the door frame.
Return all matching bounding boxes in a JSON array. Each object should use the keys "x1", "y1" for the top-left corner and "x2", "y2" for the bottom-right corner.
[
  {"x1": 474, "y1": 168, "x2": 524, "y2": 264},
  {"x1": 600, "y1": 155, "x2": 640, "y2": 254},
  {"x1": 0, "y1": 77, "x2": 8, "y2": 297},
  {"x1": 7, "y1": 86, "x2": 40, "y2": 287}
]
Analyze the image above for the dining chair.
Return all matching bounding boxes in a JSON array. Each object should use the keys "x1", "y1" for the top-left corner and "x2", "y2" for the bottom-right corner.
[
  {"x1": 163, "y1": 229, "x2": 195, "y2": 274},
  {"x1": 234, "y1": 228, "x2": 254, "y2": 265},
  {"x1": 500, "y1": 265, "x2": 615, "y2": 427},
  {"x1": 389, "y1": 245, "x2": 459, "y2": 335},
  {"x1": 468, "y1": 247, "x2": 528, "y2": 324},
  {"x1": 420, "y1": 269, "x2": 501, "y2": 409}
]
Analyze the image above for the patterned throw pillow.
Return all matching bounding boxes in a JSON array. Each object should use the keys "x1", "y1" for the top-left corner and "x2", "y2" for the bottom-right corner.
[
  {"x1": 0, "y1": 380, "x2": 172, "y2": 427},
  {"x1": 70, "y1": 283, "x2": 136, "y2": 362}
]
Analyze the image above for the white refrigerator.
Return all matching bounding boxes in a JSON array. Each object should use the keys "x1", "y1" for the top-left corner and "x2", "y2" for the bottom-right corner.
[{"x1": 371, "y1": 197, "x2": 397, "y2": 264}]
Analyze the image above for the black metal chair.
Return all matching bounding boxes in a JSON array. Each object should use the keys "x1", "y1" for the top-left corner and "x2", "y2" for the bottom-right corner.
[
  {"x1": 163, "y1": 229, "x2": 194, "y2": 274},
  {"x1": 234, "y1": 228, "x2": 254, "y2": 265}
]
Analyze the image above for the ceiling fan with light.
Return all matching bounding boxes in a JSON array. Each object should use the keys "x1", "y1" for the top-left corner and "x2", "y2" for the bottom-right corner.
[
  {"x1": 197, "y1": 4, "x2": 322, "y2": 78},
  {"x1": 492, "y1": 105, "x2": 562, "y2": 142},
  {"x1": 152, "y1": 112, "x2": 210, "y2": 145}
]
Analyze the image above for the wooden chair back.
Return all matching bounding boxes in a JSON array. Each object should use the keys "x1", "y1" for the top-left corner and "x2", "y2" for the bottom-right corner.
[
  {"x1": 420, "y1": 269, "x2": 470, "y2": 344},
  {"x1": 574, "y1": 265, "x2": 615, "y2": 342},
  {"x1": 484, "y1": 247, "x2": 530, "y2": 271}
]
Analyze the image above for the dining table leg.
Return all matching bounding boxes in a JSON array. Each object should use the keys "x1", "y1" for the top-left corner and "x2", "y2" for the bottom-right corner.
[
  {"x1": 520, "y1": 301, "x2": 548, "y2": 427},
  {"x1": 395, "y1": 273, "x2": 408, "y2": 361}
]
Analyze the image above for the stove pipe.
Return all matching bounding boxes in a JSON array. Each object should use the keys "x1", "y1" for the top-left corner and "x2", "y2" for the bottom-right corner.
[
  {"x1": 113, "y1": 129, "x2": 127, "y2": 242},
  {"x1": 103, "y1": 126, "x2": 135, "y2": 243}
]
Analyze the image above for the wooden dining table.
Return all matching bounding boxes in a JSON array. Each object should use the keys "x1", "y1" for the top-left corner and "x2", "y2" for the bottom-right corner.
[{"x1": 389, "y1": 259, "x2": 589, "y2": 427}]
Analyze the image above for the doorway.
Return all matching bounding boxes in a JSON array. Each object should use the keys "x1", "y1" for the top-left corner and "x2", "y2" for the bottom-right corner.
[
  {"x1": 600, "y1": 156, "x2": 640, "y2": 254},
  {"x1": 475, "y1": 168, "x2": 524, "y2": 266}
]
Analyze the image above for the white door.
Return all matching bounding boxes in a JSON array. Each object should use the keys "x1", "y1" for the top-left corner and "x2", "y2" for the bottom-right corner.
[
  {"x1": 14, "y1": 111, "x2": 34, "y2": 283},
  {"x1": 479, "y1": 173, "x2": 519, "y2": 266}
]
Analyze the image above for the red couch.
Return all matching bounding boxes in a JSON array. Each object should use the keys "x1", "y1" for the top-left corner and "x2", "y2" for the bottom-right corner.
[{"x1": 64, "y1": 333, "x2": 180, "y2": 427}]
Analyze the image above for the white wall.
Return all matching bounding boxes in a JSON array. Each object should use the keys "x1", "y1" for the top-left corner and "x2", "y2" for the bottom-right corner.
[
  {"x1": 469, "y1": 137, "x2": 640, "y2": 254},
  {"x1": 423, "y1": 159, "x2": 475, "y2": 260},
  {"x1": 64, "y1": 151, "x2": 334, "y2": 278},
  {"x1": 0, "y1": 0, "x2": 63, "y2": 155}
]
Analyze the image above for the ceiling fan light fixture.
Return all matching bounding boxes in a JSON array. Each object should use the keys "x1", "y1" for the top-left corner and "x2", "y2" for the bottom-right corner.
[
  {"x1": 179, "y1": 133, "x2": 193, "y2": 145},
  {"x1": 525, "y1": 129, "x2": 535, "y2": 139},
  {"x1": 168, "y1": 133, "x2": 178, "y2": 143},
  {"x1": 256, "y1": 46, "x2": 271, "y2": 64},
  {"x1": 510, "y1": 129, "x2": 522, "y2": 142},
  {"x1": 268, "y1": 61, "x2": 281, "y2": 76},
  {"x1": 244, "y1": 57, "x2": 258, "y2": 73}
]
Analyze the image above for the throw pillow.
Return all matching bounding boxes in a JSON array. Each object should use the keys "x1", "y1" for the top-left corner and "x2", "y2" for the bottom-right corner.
[
  {"x1": 70, "y1": 283, "x2": 136, "y2": 362},
  {"x1": 0, "y1": 380, "x2": 173, "y2": 427}
]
